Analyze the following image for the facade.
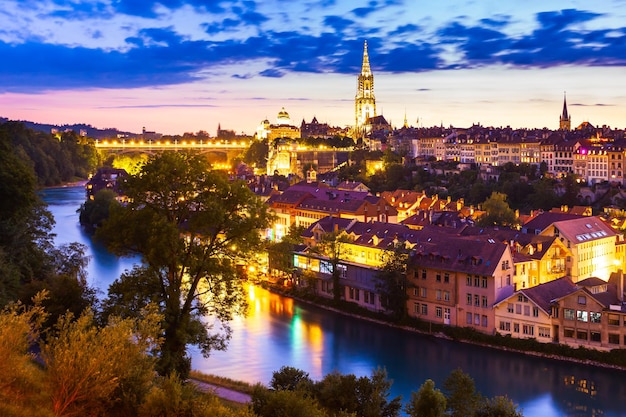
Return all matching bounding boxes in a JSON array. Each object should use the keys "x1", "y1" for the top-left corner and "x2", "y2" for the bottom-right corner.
[
  {"x1": 355, "y1": 41, "x2": 376, "y2": 138},
  {"x1": 494, "y1": 277, "x2": 578, "y2": 343},
  {"x1": 539, "y1": 216, "x2": 617, "y2": 281}
]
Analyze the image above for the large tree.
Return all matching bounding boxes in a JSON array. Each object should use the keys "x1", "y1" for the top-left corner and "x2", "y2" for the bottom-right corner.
[
  {"x1": 97, "y1": 152, "x2": 272, "y2": 378},
  {"x1": 477, "y1": 191, "x2": 519, "y2": 227},
  {"x1": 375, "y1": 243, "x2": 410, "y2": 320},
  {"x1": 310, "y1": 230, "x2": 352, "y2": 302}
]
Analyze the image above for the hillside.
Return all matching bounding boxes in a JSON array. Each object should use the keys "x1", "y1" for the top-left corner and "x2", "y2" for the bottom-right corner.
[{"x1": 0, "y1": 116, "x2": 137, "y2": 139}]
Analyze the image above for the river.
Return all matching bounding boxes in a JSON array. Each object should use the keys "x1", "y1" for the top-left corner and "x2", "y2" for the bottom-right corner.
[{"x1": 41, "y1": 185, "x2": 626, "y2": 417}]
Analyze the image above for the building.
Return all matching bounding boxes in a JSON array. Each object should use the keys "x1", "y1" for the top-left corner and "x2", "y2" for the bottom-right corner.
[
  {"x1": 494, "y1": 277, "x2": 578, "y2": 343},
  {"x1": 355, "y1": 40, "x2": 376, "y2": 139},
  {"x1": 257, "y1": 107, "x2": 301, "y2": 142}
]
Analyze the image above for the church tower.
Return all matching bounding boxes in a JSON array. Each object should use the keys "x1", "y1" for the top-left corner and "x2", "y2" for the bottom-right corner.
[
  {"x1": 355, "y1": 40, "x2": 376, "y2": 137},
  {"x1": 559, "y1": 93, "x2": 571, "y2": 131}
]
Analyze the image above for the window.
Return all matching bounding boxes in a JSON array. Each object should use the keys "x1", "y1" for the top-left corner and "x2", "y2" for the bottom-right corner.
[
  {"x1": 481, "y1": 278, "x2": 488, "y2": 288},
  {"x1": 436, "y1": 307, "x2": 443, "y2": 318},
  {"x1": 320, "y1": 261, "x2": 332, "y2": 275},
  {"x1": 421, "y1": 287, "x2": 427, "y2": 298},
  {"x1": 413, "y1": 287, "x2": 419, "y2": 297},
  {"x1": 577, "y1": 311, "x2": 588, "y2": 322},
  {"x1": 578, "y1": 295, "x2": 587, "y2": 305},
  {"x1": 436, "y1": 273, "x2": 441, "y2": 282},
  {"x1": 413, "y1": 302, "x2": 419, "y2": 314},
  {"x1": 513, "y1": 323, "x2": 520, "y2": 333},
  {"x1": 538, "y1": 327, "x2": 550, "y2": 338},
  {"x1": 608, "y1": 314, "x2": 620, "y2": 326},
  {"x1": 474, "y1": 276, "x2": 480, "y2": 287},
  {"x1": 564, "y1": 308, "x2": 575, "y2": 320},
  {"x1": 516, "y1": 304, "x2": 522, "y2": 314},
  {"x1": 564, "y1": 328, "x2": 575, "y2": 338},
  {"x1": 337, "y1": 264, "x2": 347, "y2": 279},
  {"x1": 524, "y1": 305, "x2": 530, "y2": 316},
  {"x1": 467, "y1": 294, "x2": 472, "y2": 305},
  {"x1": 590, "y1": 332, "x2": 601, "y2": 342},
  {"x1": 466, "y1": 312, "x2": 472, "y2": 324},
  {"x1": 436, "y1": 290, "x2": 442, "y2": 300},
  {"x1": 507, "y1": 303, "x2": 514, "y2": 313},
  {"x1": 466, "y1": 276, "x2": 472, "y2": 286},
  {"x1": 576, "y1": 330, "x2": 588, "y2": 340},
  {"x1": 444, "y1": 273, "x2": 450, "y2": 283},
  {"x1": 590, "y1": 312, "x2": 601, "y2": 323},
  {"x1": 609, "y1": 333, "x2": 620, "y2": 344},
  {"x1": 474, "y1": 295, "x2": 480, "y2": 307},
  {"x1": 444, "y1": 291, "x2": 450, "y2": 302},
  {"x1": 522, "y1": 324, "x2": 534, "y2": 336},
  {"x1": 474, "y1": 314, "x2": 480, "y2": 325},
  {"x1": 533, "y1": 307, "x2": 539, "y2": 317},
  {"x1": 421, "y1": 304, "x2": 428, "y2": 315},
  {"x1": 422, "y1": 269, "x2": 427, "y2": 279},
  {"x1": 482, "y1": 315, "x2": 488, "y2": 327},
  {"x1": 482, "y1": 296, "x2": 488, "y2": 308},
  {"x1": 499, "y1": 321, "x2": 511, "y2": 332}
]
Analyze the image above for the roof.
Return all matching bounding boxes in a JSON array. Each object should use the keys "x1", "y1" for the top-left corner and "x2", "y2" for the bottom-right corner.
[
  {"x1": 522, "y1": 212, "x2": 584, "y2": 234},
  {"x1": 517, "y1": 277, "x2": 577, "y2": 313},
  {"x1": 551, "y1": 216, "x2": 616, "y2": 243}
]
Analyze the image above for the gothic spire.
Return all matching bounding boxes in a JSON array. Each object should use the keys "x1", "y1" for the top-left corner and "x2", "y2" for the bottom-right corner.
[
  {"x1": 562, "y1": 92, "x2": 569, "y2": 120},
  {"x1": 361, "y1": 40, "x2": 371, "y2": 76}
]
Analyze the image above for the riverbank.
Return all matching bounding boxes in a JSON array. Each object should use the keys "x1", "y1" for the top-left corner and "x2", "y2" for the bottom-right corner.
[{"x1": 264, "y1": 282, "x2": 626, "y2": 373}]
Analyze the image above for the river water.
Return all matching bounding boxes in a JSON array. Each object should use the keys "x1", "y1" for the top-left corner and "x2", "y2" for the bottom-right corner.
[{"x1": 41, "y1": 185, "x2": 626, "y2": 417}]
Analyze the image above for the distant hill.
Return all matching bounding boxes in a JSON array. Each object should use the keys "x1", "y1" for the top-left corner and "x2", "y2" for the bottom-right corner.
[{"x1": 0, "y1": 116, "x2": 138, "y2": 139}]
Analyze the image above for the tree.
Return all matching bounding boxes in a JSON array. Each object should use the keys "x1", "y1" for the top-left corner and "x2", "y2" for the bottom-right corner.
[
  {"x1": 474, "y1": 396, "x2": 523, "y2": 417},
  {"x1": 267, "y1": 225, "x2": 304, "y2": 283},
  {"x1": 270, "y1": 366, "x2": 313, "y2": 391},
  {"x1": 0, "y1": 294, "x2": 49, "y2": 417},
  {"x1": 310, "y1": 230, "x2": 352, "y2": 302},
  {"x1": 79, "y1": 189, "x2": 119, "y2": 232},
  {"x1": 405, "y1": 379, "x2": 446, "y2": 417},
  {"x1": 375, "y1": 244, "x2": 410, "y2": 320},
  {"x1": 477, "y1": 192, "x2": 518, "y2": 227},
  {"x1": 96, "y1": 152, "x2": 272, "y2": 378},
  {"x1": 443, "y1": 368, "x2": 481, "y2": 417},
  {"x1": 42, "y1": 308, "x2": 162, "y2": 417},
  {"x1": 314, "y1": 368, "x2": 401, "y2": 417}
]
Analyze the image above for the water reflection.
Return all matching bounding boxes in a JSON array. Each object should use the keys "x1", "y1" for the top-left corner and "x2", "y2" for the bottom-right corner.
[{"x1": 193, "y1": 285, "x2": 626, "y2": 417}]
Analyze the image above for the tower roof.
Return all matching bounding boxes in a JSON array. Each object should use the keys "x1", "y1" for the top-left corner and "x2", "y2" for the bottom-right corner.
[
  {"x1": 562, "y1": 93, "x2": 569, "y2": 120},
  {"x1": 361, "y1": 40, "x2": 372, "y2": 76}
]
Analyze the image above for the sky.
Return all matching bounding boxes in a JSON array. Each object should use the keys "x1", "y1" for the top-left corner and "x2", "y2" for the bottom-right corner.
[{"x1": 1, "y1": 0, "x2": 626, "y2": 136}]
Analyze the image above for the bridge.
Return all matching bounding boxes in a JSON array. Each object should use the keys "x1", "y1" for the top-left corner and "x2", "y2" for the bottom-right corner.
[{"x1": 94, "y1": 139, "x2": 250, "y2": 165}]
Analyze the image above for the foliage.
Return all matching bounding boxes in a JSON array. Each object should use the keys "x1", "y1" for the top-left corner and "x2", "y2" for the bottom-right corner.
[
  {"x1": 309, "y1": 231, "x2": 353, "y2": 302},
  {"x1": 375, "y1": 244, "x2": 410, "y2": 320},
  {"x1": 477, "y1": 192, "x2": 519, "y2": 227},
  {"x1": 251, "y1": 385, "x2": 330, "y2": 417},
  {"x1": 255, "y1": 367, "x2": 401, "y2": 417},
  {"x1": 270, "y1": 366, "x2": 313, "y2": 391},
  {"x1": 0, "y1": 294, "x2": 50, "y2": 417},
  {"x1": 475, "y1": 396, "x2": 523, "y2": 417},
  {"x1": 267, "y1": 225, "x2": 304, "y2": 281},
  {"x1": 243, "y1": 139, "x2": 269, "y2": 169},
  {"x1": 97, "y1": 151, "x2": 272, "y2": 378},
  {"x1": 405, "y1": 379, "x2": 446, "y2": 417},
  {"x1": 78, "y1": 189, "x2": 119, "y2": 232},
  {"x1": 0, "y1": 122, "x2": 100, "y2": 186},
  {"x1": 443, "y1": 368, "x2": 481, "y2": 417},
  {"x1": 42, "y1": 307, "x2": 162, "y2": 417}
]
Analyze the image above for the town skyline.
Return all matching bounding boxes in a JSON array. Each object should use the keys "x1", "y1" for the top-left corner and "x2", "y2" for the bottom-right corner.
[{"x1": 2, "y1": 1, "x2": 626, "y2": 135}]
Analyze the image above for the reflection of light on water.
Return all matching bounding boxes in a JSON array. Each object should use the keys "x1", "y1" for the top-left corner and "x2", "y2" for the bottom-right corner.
[
  {"x1": 563, "y1": 376, "x2": 598, "y2": 397},
  {"x1": 522, "y1": 394, "x2": 561, "y2": 417}
]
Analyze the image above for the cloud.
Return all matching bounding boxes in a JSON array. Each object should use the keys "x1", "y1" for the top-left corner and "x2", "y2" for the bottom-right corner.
[
  {"x1": 97, "y1": 103, "x2": 218, "y2": 109},
  {"x1": 571, "y1": 103, "x2": 615, "y2": 107}
]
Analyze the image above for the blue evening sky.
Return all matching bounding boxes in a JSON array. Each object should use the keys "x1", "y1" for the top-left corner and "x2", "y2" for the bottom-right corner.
[{"x1": 1, "y1": 0, "x2": 626, "y2": 134}]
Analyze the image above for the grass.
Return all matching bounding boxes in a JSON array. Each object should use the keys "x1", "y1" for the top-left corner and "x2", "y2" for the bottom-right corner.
[{"x1": 189, "y1": 370, "x2": 257, "y2": 395}]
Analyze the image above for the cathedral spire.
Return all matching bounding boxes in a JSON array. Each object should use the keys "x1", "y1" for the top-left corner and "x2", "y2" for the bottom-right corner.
[
  {"x1": 559, "y1": 92, "x2": 571, "y2": 130},
  {"x1": 361, "y1": 40, "x2": 372, "y2": 76}
]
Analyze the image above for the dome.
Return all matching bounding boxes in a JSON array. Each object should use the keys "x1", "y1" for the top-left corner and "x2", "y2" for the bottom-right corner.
[{"x1": 277, "y1": 107, "x2": 291, "y2": 124}]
